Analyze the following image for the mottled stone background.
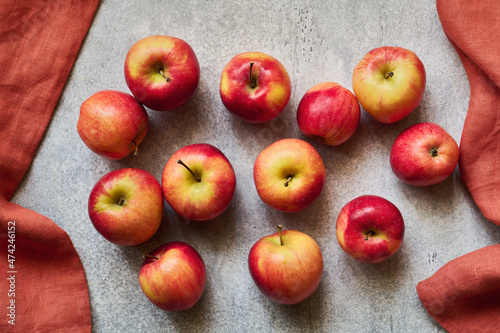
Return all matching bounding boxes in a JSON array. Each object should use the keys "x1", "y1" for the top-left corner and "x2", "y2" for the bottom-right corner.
[{"x1": 12, "y1": 0, "x2": 500, "y2": 332}]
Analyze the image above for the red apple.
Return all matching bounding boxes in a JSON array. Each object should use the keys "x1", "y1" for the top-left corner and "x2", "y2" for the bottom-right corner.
[
  {"x1": 139, "y1": 241, "x2": 206, "y2": 311},
  {"x1": 253, "y1": 138, "x2": 326, "y2": 212},
  {"x1": 124, "y1": 35, "x2": 200, "y2": 111},
  {"x1": 220, "y1": 52, "x2": 291, "y2": 123},
  {"x1": 162, "y1": 143, "x2": 236, "y2": 221},
  {"x1": 248, "y1": 226, "x2": 323, "y2": 304},
  {"x1": 77, "y1": 90, "x2": 148, "y2": 160},
  {"x1": 390, "y1": 122, "x2": 459, "y2": 186},
  {"x1": 336, "y1": 195, "x2": 405, "y2": 263},
  {"x1": 297, "y1": 82, "x2": 360, "y2": 146},
  {"x1": 352, "y1": 46, "x2": 426, "y2": 123},
  {"x1": 88, "y1": 168, "x2": 163, "y2": 246}
]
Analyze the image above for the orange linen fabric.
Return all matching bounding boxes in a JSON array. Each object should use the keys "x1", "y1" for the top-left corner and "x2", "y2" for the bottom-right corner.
[
  {"x1": 437, "y1": 0, "x2": 500, "y2": 225},
  {"x1": 417, "y1": 1, "x2": 500, "y2": 332},
  {"x1": 0, "y1": 1, "x2": 99, "y2": 332},
  {"x1": 417, "y1": 245, "x2": 500, "y2": 332}
]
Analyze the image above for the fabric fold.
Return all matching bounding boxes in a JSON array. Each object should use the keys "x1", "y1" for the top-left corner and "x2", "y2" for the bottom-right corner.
[
  {"x1": 0, "y1": 0, "x2": 100, "y2": 331},
  {"x1": 417, "y1": 245, "x2": 500, "y2": 332},
  {"x1": 436, "y1": 0, "x2": 500, "y2": 226}
]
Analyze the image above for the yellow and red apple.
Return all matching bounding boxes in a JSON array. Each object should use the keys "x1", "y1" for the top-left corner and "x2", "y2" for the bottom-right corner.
[
  {"x1": 88, "y1": 168, "x2": 164, "y2": 246},
  {"x1": 248, "y1": 226, "x2": 323, "y2": 304},
  {"x1": 297, "y1": 82, "x2": 360, "y2": 146},
  {"x1": 390, "y1": 122, "x2": 459, "y2": 186},
  {"x1": 336, "y1": 195, "x2": 405, "y2": 263},
  {"x1": 162, "y1": 143, "x2": 236, "y2": 221},
  {"x1": 352, "y1": 46, "x2": 426, "y2": 123},
  {"x1": 77, "y1": 90, "x2": 148, "y2": 160},
  {"x1": 220, "y1": 52, "x2": 291, "y2": 123},
  {"x1": 253, "y1": 138, "x2": 326, "y2": 212},
  {"x1": 124, "y1": 35, "x2": 200, "y2": 111},
  {"x1": 139, "y1": 241, "x2": 206, "y2": 311}
]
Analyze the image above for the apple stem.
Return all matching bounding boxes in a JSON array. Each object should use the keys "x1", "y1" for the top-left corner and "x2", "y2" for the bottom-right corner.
[
  {"x1": 177, "y1": 159, "x2": 201, "y2": 182},
  {"x1": 430, "y1": 147, "x2": 438, "y2": 157},
  {"x1": 132, "y1": 139, "x2": 139, "y2": 156},
  {"x1": 159, "y1": 69, "x2": 171, "y2": 82},
  {"x1": 384, "y1": 71, "x2": 394, "y2": 79},
  {"x1": 144, "y1": 254, "x2": 159, "y2": 260},
  {"x1": 249, "y1": 61, "x2": 257, "y2": 88},
  {"x1": 284, "y1": 176, "x2": 293, "y2": 187},
  {"x1": 278, "y1": 225, "x2": 284, "y2": 246},
  {"x1": 364, "y1": 231, "x2": 374, "y2": 241},
  {"x1": 118, "y1": 196, "x2": 125, "y2": 206}
]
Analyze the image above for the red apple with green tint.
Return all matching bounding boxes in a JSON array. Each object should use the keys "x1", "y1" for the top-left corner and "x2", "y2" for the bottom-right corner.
[
  {"x1": 352, "y1": 46, "x2": 426, "y2": 123},
  {"x1": 77, "y1": 90, "x2": 148, "y2": 160},
  {"x1": 336, "y1": 195, "x2": 404, "y2": 263},
  {"x1": 88, "y1": 168, "x2": 163, "y2": 246},
  {"x1": 390, "y1": 122, "x2": 459, "y2": 186},
  {"x1": 248, "y1": 226, "x2": 323, "y2": 304},
  {"x1": 139, "y1": 241, "x2": 206, "y2": 311},
  {"x1": 297, "y1": 82, "x2": 360, "y2": 146},
  {"x1": 162, "y1": 143, "x2": 236, "y2": 221},
  {"x1": 253, "y1": 138, "x2": 326, "y2": 212},
  {"x1": 220, "y1": 52, "x2": 291, "y2": 123},
  {"x1": 124, "y1": 35, "x2": 200, "y2": 111}
]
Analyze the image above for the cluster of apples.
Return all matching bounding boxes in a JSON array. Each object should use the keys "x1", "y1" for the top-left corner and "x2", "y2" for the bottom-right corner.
[{"x1": 77, "y1": 35, "x2": 460, "y2": 311}]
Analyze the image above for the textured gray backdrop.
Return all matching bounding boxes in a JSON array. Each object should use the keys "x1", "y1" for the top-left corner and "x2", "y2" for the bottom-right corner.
[{"x1": 12, "y1": 0, "x2": 500, "y2": 332}]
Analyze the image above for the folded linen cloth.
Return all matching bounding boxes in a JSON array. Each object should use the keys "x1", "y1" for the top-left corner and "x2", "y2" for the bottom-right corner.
[
  {"x1": 0, "y1": 1, "x2": 100, "y2": 331},
  {"x1": 417, "y1": 1, "x2": 500, "y2": 332},
  {"x1": 417, "y1": 245, "x2": 500, "y2": 332}
]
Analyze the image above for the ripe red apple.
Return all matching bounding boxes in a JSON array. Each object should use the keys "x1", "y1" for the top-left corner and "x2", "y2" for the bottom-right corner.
[
  {"x1": 297, "y1": 82, "x2": 360, "y2": 146},
  {"x1": 352, "y1": 46, "x2": 426, "y2": 123},
  {"x1": 162, "y1": 143, "x2": 236, "y2": 221},
  {"x1": 139, "y1": 241, "x2": 206, "y2": 311},
  {"x1": 77, "y1": 90, "x2": 148, "y2": 160},
  {"x1": 124, "y1": 35, "x2": 200, "y2": 111},
  {"x1": 336, "y1": 195, "x2": 405, "y2": 263},
  {"x1": 220, "y1": 52, "x2": 291, "y2": 123},
  {"x1": 88, "y1": 168, "x2": 163, "y2": 246},
  {"x1": 253, "y1": 138, "x2": 326, "y2": 212},
  {"x1": 248, "y1": 225, "x2": 323, "y2": 304},
  {"x1": 390, "y1": 122, "x2": 459, "y2": 186}
]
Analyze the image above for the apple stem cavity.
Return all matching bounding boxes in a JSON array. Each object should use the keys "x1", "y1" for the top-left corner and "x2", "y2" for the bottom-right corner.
[
  {"x1": 430, "y1": 147, "x2": 439, "y2": 157},
  {"x1": 249, "y1": 61, "x2": 257, "y2": 88},
  {"x1": 284, "y1": 176, "x2": 293, "y2": 187},
  {"x1": 277, "y1": 225, "x2": 284, "y2": 246},
  {"x1": 144, "y1": 254, "x2": 159, "y2": 260},
  {"x1": 177, "y1": 159, "x2": 201, "y2": 182},
  {"x1": 384, "y1": 71, "x2": 395, "y2": 79},
  {"x1": 159, "y1": 69, "x2": 171, "y2": 82}
]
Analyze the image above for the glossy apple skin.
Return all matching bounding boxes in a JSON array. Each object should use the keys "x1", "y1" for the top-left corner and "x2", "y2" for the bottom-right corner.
[
  {"x1": 390, "y1": 122, "x2": 459, "y2": 186},
  {"x1": 139, "y1": 241, "x2": 206, "y2": 311},
  {"x1": 336, "y1": 195, "x2": 405, "y2": 263},
  {"x1": 77, "y1": 90, "x2": 148, "y2": 160},
  {"x1": 297, "y1": 82, "x2": 360, "y2": 146},
  {"x1": 220, "y1": 52, "x2": 291, "y2": 123},
  {"x1": 88, "y1": 168, "x2": 164, "y2": 245},
  {"x1": 162, "y1": 143, "x2": 236, "y2": 221},
  {"x1": 248, "y1": 229, "x2": 323, "y2": 304},
  {"x1": 124, "y1": 35, "x2": 200, "y2": 111},
  {"x1": 253, "y1": 138, "x2": 326, "y2": 212},
  {"x1": 352, "y1": 46, "x2": 426, "y2": 123}
]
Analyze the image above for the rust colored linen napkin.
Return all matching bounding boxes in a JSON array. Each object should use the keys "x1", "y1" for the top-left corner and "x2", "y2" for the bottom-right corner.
[
  {"x1": 417, "y1": 245, "x2": 500, "y2": 332},
  {"x1": 437, "y1": 0, "x2": 500, "y2": 225},
  {"x1": 0, "y1": 1, "x2": 99, "y2": 331},
  {"x1": 417, "y1": 1, "x2": 500, "y2": 332}
]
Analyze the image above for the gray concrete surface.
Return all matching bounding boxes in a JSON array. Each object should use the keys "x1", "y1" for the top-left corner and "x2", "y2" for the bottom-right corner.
[{"x1": 11, "y1": 0, "x2": 500, "y2": 332}]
